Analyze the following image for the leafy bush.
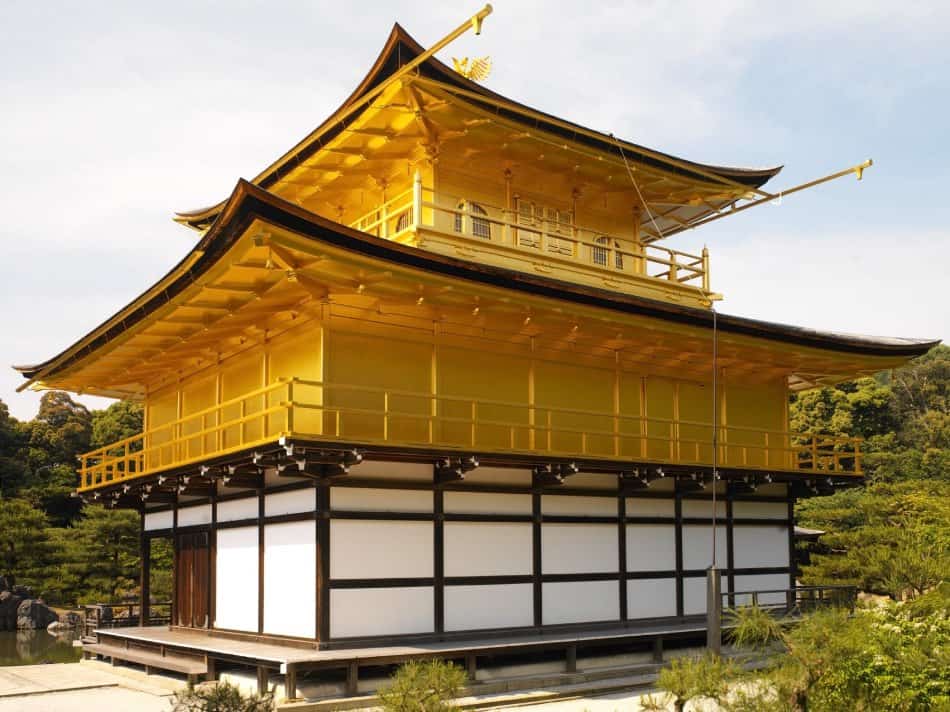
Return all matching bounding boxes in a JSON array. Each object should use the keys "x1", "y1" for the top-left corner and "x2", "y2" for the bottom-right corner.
[
  {"x1": 378, "y1": 659, "x2": 467, "y2": 712},
  {"x1": 170, "y1": 680, "x2": 274, "y2": 712}
]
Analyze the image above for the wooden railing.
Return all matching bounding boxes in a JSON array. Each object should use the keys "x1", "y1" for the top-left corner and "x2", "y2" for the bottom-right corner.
[
  {"x1": 723, "y1": 585, "x2": 857, "y2": 616},
  {"x1": 82, "y1": 601, "x2": 172, "y2": 637},
  {"x1": 347, "y1": 178, "x2": 711, "y2": 293},
  {"x1": 79, "y1": 378, "x2": 863, "y2": 491}
]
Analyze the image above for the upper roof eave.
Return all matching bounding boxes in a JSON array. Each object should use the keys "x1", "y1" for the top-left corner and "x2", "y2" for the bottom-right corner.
[
  {"x1": 173, "y1": 24, "x2": 782, "y2": 228},
  {"x1": 17, "y1": 179, "x2": 940, "y2": 386}
]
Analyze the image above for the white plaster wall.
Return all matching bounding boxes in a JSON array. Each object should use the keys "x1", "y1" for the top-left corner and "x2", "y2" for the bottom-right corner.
[
  {"x1": 215, "y1": 526, "x2": 259, "y2": 632},
  {"x1": 330, "y1": 520, "x2": 433, "y2": 579},
  {"x1": 543, "y1": 581, "x2": 619, "y2": 625},
  {"x1": 217, "y1": 496, "x2": 259, "y2": 523},
  {"x1": 265, "y1": 488, "x2": 316, "y2": 517},
  {"x1": 263, "y1": 521, "x2": 316, "y2": 638},
  {"x1": 683, "y1": 576, "x2": 709, "y2": 615},
  {"x1": 733, "y1": 525, "x2": 789, "y2": 569},
  {"x1": 445, "y1": 584, "x2": 533, "y2": 631},
  {"x1": 346, "y1": 461, "x2": 432, "y2": 481},
  {"x1": 443, "y1": 491, "x2": 531, "y2": 515},
  {"x1": 542, "y1": 495, "x2": 617, "y2": 516},
  {"x1": 627, "y1": 578, "x2": 677, "y2": 618},
  {"x1": 681, "y1": 499, "x2": 727, "y2": 519},
  {"x1": 626, "y1": 498, "x2": 675, "y2": 517},
  {"x1": 144, "y1": 510, "x2": 173, "y2": 531},
  {"x1": 178, "y1": 503, "x2": 212, "y2": 527},
  {"x1": 445, "y1": 522, "x2": 532, "y2": 576},
  {"x1": 331, "y1": 487, "x2": 431, "y2": 513},
  {"x1": 732, "y1": 501, "x2": 788, "y2": 519},
  {"x1": 626, "y1": 525, "x2": 676, "y2": 571},
  {"x1": 682, "y1": 525, "x2": 727, "y2": 570},
  {"x1": 542, "y1": 524, "x2": 617, "y2": 574},
  {"x1": 733, "y1": 574, "x2": 791, "y2": 605},
  {"x1": 330, "y1": 587, "x2": 433, "y2": 638}
]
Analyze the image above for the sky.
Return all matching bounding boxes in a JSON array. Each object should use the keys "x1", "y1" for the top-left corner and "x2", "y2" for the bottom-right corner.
[{"x1": 1, "y1": 0, "x2": 948, "y2": 421}]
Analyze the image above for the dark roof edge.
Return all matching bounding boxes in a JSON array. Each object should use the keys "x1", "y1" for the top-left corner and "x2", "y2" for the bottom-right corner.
[{"x1": 16, "y1": 180, "x2": 940, "y2": 382}]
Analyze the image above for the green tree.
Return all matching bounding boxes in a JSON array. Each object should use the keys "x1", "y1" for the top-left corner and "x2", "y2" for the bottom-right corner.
[
  {"x1": 0, "y1": 400, "x2": 29, "y2": 498},
  {"x1": 797, "y1": 480, "x2": 950, "y2": 599},
  {"x1": 45, "y1": 507, "x2": 141, "y2": 605},
  {"x1": 90, "y1": 400, "x2": 143, "y2": 450},
  {"x1": 0, "y1": 499, "x2": 52, "y2": 588}
]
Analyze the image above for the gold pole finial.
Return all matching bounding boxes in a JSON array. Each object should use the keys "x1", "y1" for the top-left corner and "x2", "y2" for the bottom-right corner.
[{"x1": 472, "y1": 4, "x2": 493, "y2": 34}]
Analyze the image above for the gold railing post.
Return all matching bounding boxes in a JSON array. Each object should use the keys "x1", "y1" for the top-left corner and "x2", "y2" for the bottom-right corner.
[
  {"x1": 811, "y1": 438, "x2": 818, "y2": 472},
  {"x1": 286, "y1": 379, "x2": 295, "y2": 434},
  {"x1": 384, "y1": 392, "x2": 390, "y2": 442},
  {"x1": 412, "y1": 170, "x2": 423, "y2": 230},
  {"x1": 854, "y1": 442, "x2": 862, "y2": 474},
  {"x1": 702, "y1": 246, "x2": 710, "y2": 292},
  {"x1": 546, "y1": 411, "x2": 553, "y2": 451}
]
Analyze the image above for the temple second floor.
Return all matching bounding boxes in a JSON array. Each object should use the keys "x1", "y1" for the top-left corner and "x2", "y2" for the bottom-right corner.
[{"x1": 14, "y1": 181, "x2": 936, "y2": 494}]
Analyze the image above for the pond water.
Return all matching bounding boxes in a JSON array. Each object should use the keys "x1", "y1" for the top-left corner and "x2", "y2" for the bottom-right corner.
[{"x1": 0, "y1": 629, "x2": 82, "y2": 666}]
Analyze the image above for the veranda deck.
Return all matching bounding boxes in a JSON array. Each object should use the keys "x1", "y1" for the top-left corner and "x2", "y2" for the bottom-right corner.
[{"x1": 92, "y1": 620, "x2": 712, "y2": 698}]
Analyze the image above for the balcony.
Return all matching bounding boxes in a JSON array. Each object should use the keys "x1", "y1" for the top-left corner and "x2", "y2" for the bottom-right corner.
[
  {"x1": 78, "y1": 378, "x2": 862, "y2": 492},
  {"x1": 347, "y1": 177, "x2": 712, "y2": 305}
]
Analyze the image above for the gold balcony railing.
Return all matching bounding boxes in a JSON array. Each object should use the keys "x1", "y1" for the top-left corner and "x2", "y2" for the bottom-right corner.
[
  {"x1": 347, "y1": 180, "x2": 711, "y2": 294},
  {"x1": 78, "y1": 378, "x2": 862, "y2": 492}
]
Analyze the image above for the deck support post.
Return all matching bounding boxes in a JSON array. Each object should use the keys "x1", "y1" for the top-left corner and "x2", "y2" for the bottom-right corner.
[
  {"x1": 465, "y1": 653, "x2": 477, "y2": 681},
  {"x1": 565, "y1": 645, "x2": 577, "y2": 673},
  {"x1": 346, "y1": 661, "x2": 359, "y2": 696},
  {"x1": 652, "y1": 637, "x2": 664, "y2": 663},
  {"x1": 257, "y1": 666, "x2": 269, "y2": 694},
  {"x1": 285, "y1": 664, "x2": 298, "y2": 701},
  {"x1": 206, "y1": 657, "x2": 217, "y2": 681}
]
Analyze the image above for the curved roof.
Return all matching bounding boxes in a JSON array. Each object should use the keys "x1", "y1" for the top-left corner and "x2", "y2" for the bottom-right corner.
[
  {"x1": 16, "y1": 179, "x2": 938, "y2": 387},
  {"x1": 174, "y1": 24, "x2": 782, "y2": 230}
]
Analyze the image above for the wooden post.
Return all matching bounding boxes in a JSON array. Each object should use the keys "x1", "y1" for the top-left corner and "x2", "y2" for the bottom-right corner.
[
  {"x1": 257, "y1": 666, "x2": 269, "y2": 694},
  {"x1": 284, "y1": 664, "x2": 297, "y2": 700},
  {"x1": 346, "y1": 661, "x2": 359, "y2": 696},
  {"x1": 565, "y1": 645, "x2": 577, "y2": 673},
  {"x1": 466, "y1": 653, "x2": 477, "y2": 681}
]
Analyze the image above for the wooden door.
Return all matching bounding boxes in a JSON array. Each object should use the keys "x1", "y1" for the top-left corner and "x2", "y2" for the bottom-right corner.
[{"x1": 175, "y1": 532, "x2": 209, "y2": 628}]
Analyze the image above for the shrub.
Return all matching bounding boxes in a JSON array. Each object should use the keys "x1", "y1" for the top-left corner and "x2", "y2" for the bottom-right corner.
[
  {"x1": 378, "y1": 659, "x2": 468, "y2": 712},
  {"x1": 170, "y1": 680, "x2": 274, "y2": 712},
  {"x1": 727, "y1": 603, "x2": 784, "y2": 650}
]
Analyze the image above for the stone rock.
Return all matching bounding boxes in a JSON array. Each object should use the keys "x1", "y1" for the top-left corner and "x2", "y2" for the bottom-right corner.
[
  {"x1": 0, "y1": 575, "x2": 10, "y2": 592},
  {"x1": 16, "y1": 599, "x2": 59, "y2": 630},
  {"x1": 0, "y1": 591, "x2": 22, "y2": 632},
  {"x1": 12, "y1": 584, "x2": 33, "y2": 598},
  {"x1": 62, "y1": 611, "x2": 83, "y2": 629}
]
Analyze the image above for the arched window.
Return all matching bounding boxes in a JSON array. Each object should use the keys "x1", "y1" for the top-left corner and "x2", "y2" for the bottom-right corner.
[
  {"x1": 454, "y1": 200, "x2": 491, "y2": 239},
  {"x1": 593, "y1": 236, "x2": 624, "y2": 269}
]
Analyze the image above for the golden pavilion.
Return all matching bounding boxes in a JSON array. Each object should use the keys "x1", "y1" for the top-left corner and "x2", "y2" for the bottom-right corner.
[{"x1": 12, "y1": 6, "x2": 937, "y2": 699}]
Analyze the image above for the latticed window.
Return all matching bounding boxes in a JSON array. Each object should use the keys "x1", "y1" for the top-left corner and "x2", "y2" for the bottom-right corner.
[
  {"x1": 592, "y1": 236, "x2": 624, "y2": 269},
  {"x1": 454, "y1": 201, "x2": 491, "y2": 239},
  {"x1": 395, "y1": 208, "x2": 412, "y2": 233}
]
